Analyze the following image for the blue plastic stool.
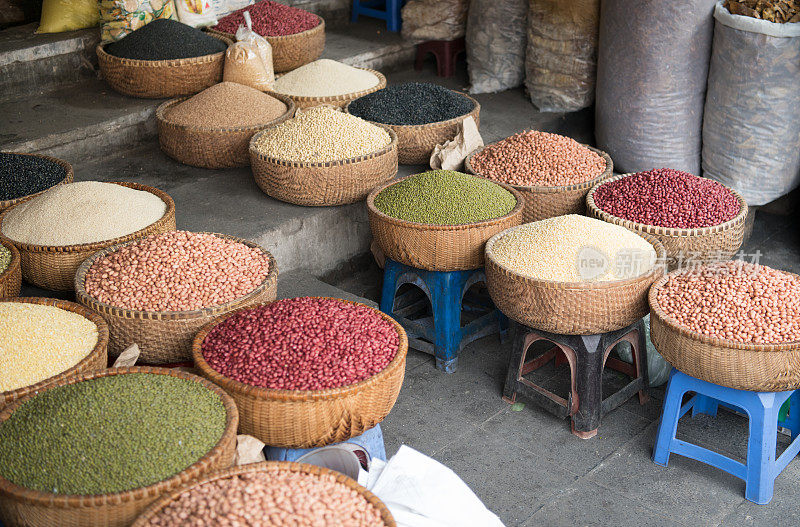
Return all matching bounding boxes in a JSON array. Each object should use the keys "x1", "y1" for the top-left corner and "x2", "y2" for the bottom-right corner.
[
  {"x1": 351, "y1": 0, "x2": 404, "y2": 32},
  {"x1": 265, "y1": 424, "x2": 386, "y2": 463},
  {"x1": 380, "y1": 258, "x2": 507, "y2": 373},
  {"x1": 653, "y1": 368, "x2": 800, "y2": 504}
]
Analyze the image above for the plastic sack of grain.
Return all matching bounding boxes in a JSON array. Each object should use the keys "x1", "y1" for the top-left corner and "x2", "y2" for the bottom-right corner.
[
  {"x1": 99, "y1": 0, "x2": 177, "y2": 41},
  {"x1": 175, "y1": 0, "x2": 218, "y2": 27},
  {"x1": 595, "y1": 0, "x2": 717, "y2": 174},
  {"x1": 224, "y1": 12, "x2": 274, "y2": 90},
  {"x1": 702, "y1": 2, "x2": 800, "y2": 206},
  {"x1": 465, "y1": 0, "x2": 527, "y2": 94},
  {"x1": 524, "y1": 0, "x2": 599, "y2": 112},
  {"x1": 37, "y1": 0, "x2": 100, "y2": 33},
  {"x1": 401, "y1": 0, "x2": 468, "y2": 41}
]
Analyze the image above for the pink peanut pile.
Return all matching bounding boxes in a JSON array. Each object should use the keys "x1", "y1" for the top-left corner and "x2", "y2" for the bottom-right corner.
[
  {"x1": 145, "y1": 470, "x2": 383, "y2": 527},
  {"x1": 593, "y1": 168, "x2": 741, "y2": 229},
  {"x1": 202, "y1": 297, "x2": 399, "y2": 390},
  {"x1": 84, "y1": 231, "x2": 270, "y2": 312},
  {"x1": 470, "y1": 130, "x2": 606, "y2": 187},
  {"x1": 657, "y1": 262, "x2": 800, "y2": 344}
]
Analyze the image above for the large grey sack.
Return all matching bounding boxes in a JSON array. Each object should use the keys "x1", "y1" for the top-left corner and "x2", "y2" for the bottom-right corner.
[{"x1": 466, "y1": 0, "x2": 528, "y2": 94}]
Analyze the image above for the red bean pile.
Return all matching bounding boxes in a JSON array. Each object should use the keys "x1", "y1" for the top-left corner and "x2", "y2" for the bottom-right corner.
[
  {"x1": 202, "y1": 297, "x2": 399, "y2": 390},
  {"x1": 212, "y1": 0, "x2": 319, "y2": 36},
  {"x1": 657, "y1": 262, "x2": 800, "y2": 344},
  {"x1": 84, "y1": 231, "x2": 270, "y2": 312},
  {"x1": 593, "y1": 168, "x2": 741, "y2": 229},
  {"x1": 144, "y1": 470, "x2": 383, "y2": 526},
  {"x1": 470, "y1": 130, "x2": 606, "y2": 187}
]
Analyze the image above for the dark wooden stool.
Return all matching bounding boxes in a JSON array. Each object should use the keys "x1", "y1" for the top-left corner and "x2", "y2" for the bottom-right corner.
[
  {"x1": 503, "y1": 319, "x2": 649, "y2": 439},
  {"x1": 414, "y1": 38, "x2": 465, "y2": 77}
]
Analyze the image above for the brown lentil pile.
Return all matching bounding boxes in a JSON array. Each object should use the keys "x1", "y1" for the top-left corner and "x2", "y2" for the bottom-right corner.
[
  {"x1": 165, "y1": 82, "x2": 287, "y2": 128},
  {"x1": 471, "y1": 130, "x2": 606, "y2": 187},
  {"x1": 144, "y1": 470, "x2": 383, "y2": 526}
]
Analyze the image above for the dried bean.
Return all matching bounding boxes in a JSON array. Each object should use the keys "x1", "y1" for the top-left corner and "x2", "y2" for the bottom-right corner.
[
  {"x1": 105, "y1": 19, "x2": 226, "y2": 61},
  {"x1": 0, "y1": 153, "x2": 66, "y2": 202},
  {"x1": 213, "y1": 0, "x2": 319, "y2": 36},
  {"x1": 348, "y1": 83, "x2": 475, "y2": 126}
]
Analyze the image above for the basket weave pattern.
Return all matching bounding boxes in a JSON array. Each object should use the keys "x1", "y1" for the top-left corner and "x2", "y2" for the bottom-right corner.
[
  {"x1": 0, "y1": 367, "x2": 238, "y2": 527},
  {"x1": 0, "y1": 239, "x2": 21, "y2": 300},
  {"x1": 0, "y1": 154, "x2": 73, "y2": 214},
  {"x1": 269, "y1": 69, "x2": 386, "y2": 110}
]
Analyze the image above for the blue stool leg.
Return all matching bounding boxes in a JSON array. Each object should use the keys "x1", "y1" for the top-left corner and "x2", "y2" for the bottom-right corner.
[
  {"x1": 692, "y1": 394, "x2": 719, "y2": 418},
  {"x1": 379, "y1": 259, "x2": 402, "y2": 316},
  {"x1": 387, "y1": 0, "x2": 401, "y2": 31},
  {"x1": 653, "y1": 369, "x2": 687, "y2": 467},
  {"x1": 430, "y1": 271, "x2": 462, "y2": 373},
  {"x1": 744, "y1": 392, "x2": 781, "y2": 504},
  {"x1": 351, "y1": 0, "x2": 360, "y2": 23},
  {"x1": 781, "y1": 390, "x2": 800, "y2": 440}
]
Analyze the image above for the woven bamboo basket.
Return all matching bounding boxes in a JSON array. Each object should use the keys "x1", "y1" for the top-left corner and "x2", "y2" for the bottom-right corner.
[
  {"x1": 465, "y1": 144, "x2": 613, "y2": 223},
  {"x1": 156, "y1": 93, "x2": 295, "y2": 169},
  {"x1": 485, "y1": 229, "x2": 666, "y2": 335},
  {"x1": 206, "y1": 15, "x2": 325, "y2": 73},
  {"x1": 268, "y1": 69, "x2": 386, "y2": 110},
  {"x1": 649, "y1": 271, "x2": 800, "y2": 391},
  {"x1": 0, "y1": 182, "x2": 176, "y2": 292},
  {"x1": 132, "y1": 461, "x2": 396, "y2": 526},
  {"x1": 250, "y1": 125, "x2": 398, "y2": 206},
  {"x1": 0, "y1": 239, "x2": 21, "y2": 300},
  {"x1": 0, "y1": 297, "x2": 108, "y2": 410},
  {"x1": 346, "y1": 91, "x2": 480, "y2": 165},
  {"x1": 0, "y1": 153, "x2": 73, "y2": 213},
  {"x1": 96, "y1": 34, "x2": 231, "y2": 99},
  {"x1": 192, "y1": 297, "x2": 407, "y2": 448},
  {"x1": 587, "y1": 173, "x2": 748, "y2": 271},
  {"x1": 75, "y1": 234, "x2": 278, "y2": 364},
  {"x1": 0, "y1": 366, "x2": 238, "y2": 527},
  {"x1": 367, "y1": 175, "x2": 524, "y2": 271}
]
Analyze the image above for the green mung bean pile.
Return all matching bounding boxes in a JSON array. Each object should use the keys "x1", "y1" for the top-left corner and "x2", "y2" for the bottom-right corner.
[
  {"x1": 374, "y1": 170, "x2": 516, "y2": 225},
  {"x1": 0, "y1": 373, "x2": 227, "y2": 495}
]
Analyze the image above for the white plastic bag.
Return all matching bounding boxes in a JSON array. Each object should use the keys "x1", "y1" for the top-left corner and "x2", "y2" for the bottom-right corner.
[
  {"x1": 175, "y1": 0, "x2": 218, "y2": 27},
  {"x1": 465, "y1": 0, "x2": 527, "y2": 94}
]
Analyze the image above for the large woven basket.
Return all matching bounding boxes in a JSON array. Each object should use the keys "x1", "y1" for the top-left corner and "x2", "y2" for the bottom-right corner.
[
  {"x1": 192, "y1": 297, "x2": 407, "y2": 448},
  {"x1": 0, "y1": 153, "x2": 73, "y2": 213},
  {"x1": 0, "y1": 239, "x2": 21, "y2": 300},
  {"x1": 75, "y1": 234, "x2": 278, "y2": 364},
  {"x1": 485, "y1": 230, "x2": 666, "y2": 335},
  {"x1": 206, "y1": 15, "x2": 325, "y2": 73},
  {"x1": 0, "y1": 366, "x2": 238, "y2": 527},
  {"x1": 132, "y1": 462, "x2": 396, "y2": 526},
  {"x1": 465, "y1": 144, "x2": 613, "y2": 223},
  {"x1": 250, "y1": 125, "x2": 398, "y2": 206},
  {"x1": 587, "y1": 173, "x2": 748, "y2": 271},
  {"x1": 268, "y1": 69, "x2": 386, "y2": 110},
  {"x1": 649, "y1": 271, "x2": 800, "y2": 391},
  {"x1": 346, "y1": 91, "x2": 481, "y2": 165},
  {"x1": 0, "y1": 297, "x2": 108, "y2": 410},
  {"x1": 0, "y1": 182, "x2": 176, "y2": 292},
  {"x1": 367, "y1": 176, "x2": 524, "y2": 271},
  {"x1": 157, "y1": 93, "x2": 295, "y2": 169},
  {"x1": 96, "y1": 34, "x2": 231, "y2": 99}
]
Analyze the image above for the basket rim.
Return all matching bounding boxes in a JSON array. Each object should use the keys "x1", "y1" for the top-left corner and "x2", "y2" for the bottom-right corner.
[
  {"x1": 344, "y1": 90, "x2": 480, "y2": 131},
  {"x1": 131, "y1": 460, "x2": 395, "y2": 527},
  {"x1": 0, "y1": 296, "x2": 109, "y2": 404},
  {"x1": 249, "y1": 122, "x2": 398, "y2": 168},
  {"x1": 74, "y1": 232, "x2": 278, "y2": 320},
  {"x1": 586, "y1": 172, "x2": 749, "y2": 237},
  {"x1": 268, "y1": 67, "x2": 386, "y2": 105},
  {"x1": 464, "y1": 140, "x2": 613, "y2": 193},
  {"x1": 648, "y1": 266, "x2": 800, "y2": 352},
  {"x1": 366, "y1": 173, "x2": 525, "y2": 232},
  {"x1": 191, "y1": 296, "x2": 408, "y2": 402},
  {"x1": 0, "y1": 237, "x2": 20, "y2": 288},
  {"x1": 0, "y1": 153, "x2": 74, "y2": 210},
  {"x1": 0, "y1": 366, "x2": 239, "y2": 507},
  {"x1": 485, "y1": 228, "x2": 667, "y2": 290},
  {"x1": 156, "y1": 92, "x2": 296, "y2": 134},
  {"x1": 0, "y1": 181, "x2": 176, "y2": 254},
  {"x1": 95, "y1": 32, "x2": 231, "y2": 68},
  {"x1": 207, "y1": 13, "x2": 324, "y2": 43}
]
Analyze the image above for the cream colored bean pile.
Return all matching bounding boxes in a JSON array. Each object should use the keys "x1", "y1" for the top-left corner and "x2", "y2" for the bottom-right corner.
[
  {"x1": 2, "y1": 182, "x2": 167, "y2": 246},
  {"x1": 0, "y1": 303, "x2": 98, "y2": 392},
  {"x1": 273, "y1": 59, "x2": 380, "y2": 97},
  {"x1": 252, "y1": 106, "x2": 391, "y2": 163},
  {"x1": 490, "y1": 215, "x2": 656, "y2": 282}
]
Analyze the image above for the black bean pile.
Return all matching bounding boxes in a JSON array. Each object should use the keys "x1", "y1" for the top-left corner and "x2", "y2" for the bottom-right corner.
[
  {"x1": 348, "y1": 82, "x2": 475, "y2": 126},
  {"x1": 0, "y1": 153, "x2": 66, "y2": 201},
  {"x1": 104, "y1": 19, "x2": 226, "y2": 61}
]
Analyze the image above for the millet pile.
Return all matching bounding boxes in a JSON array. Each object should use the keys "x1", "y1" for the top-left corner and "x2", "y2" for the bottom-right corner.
[{"x1": 166, "y1": 82, "x2": 287, "y2": 128}]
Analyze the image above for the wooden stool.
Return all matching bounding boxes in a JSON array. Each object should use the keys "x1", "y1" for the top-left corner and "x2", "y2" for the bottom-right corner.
[{"x1": 414, "y1": 38, "x2": 466, "y2": 77}]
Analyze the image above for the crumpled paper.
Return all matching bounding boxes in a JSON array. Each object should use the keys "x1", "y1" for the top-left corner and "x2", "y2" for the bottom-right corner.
[
  {"x1": 112, "y1": 344, "x2": 140, "y2": 368},
  {"x1": 235, "y1": 434, "x2": 266, "y2": 465},
  {"x1": 429, "y1": 116, "x2": 484, "y2": 171}
]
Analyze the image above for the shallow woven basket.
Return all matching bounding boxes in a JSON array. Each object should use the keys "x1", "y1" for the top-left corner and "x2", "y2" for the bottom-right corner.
[
  {"x1": 206, "y1": 15, "x2": 325, "y2": 73},
  {"x1": 0, "y1": 153, "x2": 73, "y2": 213},
  {"x1": 649, "y1": 270, "x2": 800, "y2": 391},
  {"x1": 587, "y1": 173, "x2": 748, "y2": 271},
  {"x1": 0, "y1": 239, "x2": 21, "y2": 300},
  {"x1": 367, "y1": 175, "x2": 524, "y2": 271},
  {"x1": 0, "y1": 366, "x2": 238, "y2": 527},
  {"x1": 268, "y1": 69, "x2": 386, "y2": 110},
  {"x1": 192, "y1": 297, "x2": 407, "y2": 448},
  {"x1": 157, "y1": 93, "x2": 295, "y2": 169},
  {"x1": 346, "y1": 91, "x2": 480, "y2": 165},
  {"x1": 485, "y1": 229, "x2": 666, "y2": 335},
  {"x1": 465, "y1": 144, "x2": 613, "y2": 223},
  {"x1": 0, "y1": 182, "x2": 176, "y2": 292},
  {"x1": 250, "y1": 125, "x2": 398, "y2": 206},
  {"x1": 132, "y1": 461, "x2": 396, "y2": 526},
  {"x1": 96, "y1": 34, "x2": 231, "y2": 99},
  {"x1": 0, "y1": 297, "x2": 108, "y2": 410},
  {"x1": 75, "y1": 234, "x2": 278, "y2": 364}
]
